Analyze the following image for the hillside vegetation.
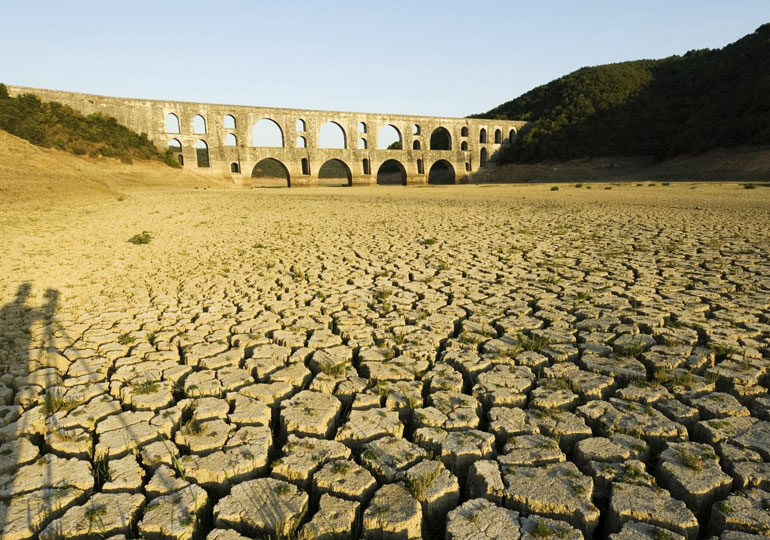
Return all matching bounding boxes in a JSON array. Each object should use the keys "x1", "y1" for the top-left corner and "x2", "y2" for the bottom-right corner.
[
  {"x1": 476, "y1": 23, "x2": 770, "y2": 163},
  {"x1": 0, "y1": 83, "x2": 180, "y2": 167}
]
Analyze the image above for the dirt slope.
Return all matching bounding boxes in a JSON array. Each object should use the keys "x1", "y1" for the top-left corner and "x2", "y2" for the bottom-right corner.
[
  {"x1": 472, "y1": 146, "x2": 770, "y2": 183},
  {"x1": 0, "y1": 130, "x2": 227, "y2": 207}
]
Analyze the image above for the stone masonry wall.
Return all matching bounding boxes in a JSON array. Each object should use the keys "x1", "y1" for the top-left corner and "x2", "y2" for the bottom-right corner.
[{"x1": 6, "y1": 85, "x2": 527, "y2": 186}]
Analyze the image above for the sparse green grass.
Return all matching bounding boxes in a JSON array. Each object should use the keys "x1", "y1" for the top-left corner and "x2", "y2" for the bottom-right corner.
[
  {"x1": 117, "y1": 332, "x2": 136, "y2": 345},
  {"x1": 421, "y1": 237, "x2": 438, "y2": 246},
  {"x1": 621, "y1": 462, "x2": 645, "y2": 483},
  {"x1": 543, "y1": 377, "x2": 580, "y2": 394},
  {"x1": 653, "y1": 529, "x2": 679, "y2": 540},
  {"x1": 132, "y1": 381, "x2": 160, "y2": 395},
  {"x1": 84, "y1": 504, "x2": 108, "y2": 535},
  {"x1": 330, "y1": 460, "x2": 351, "y2": 475},
  {"x1": 502, "y1": 343, "x2": 523, "y2": 359},
  {"x1": 677, "y1": 446, "x2": 703, "y2": 470},
  {"x1": 93, "y1": 456, "x2": 110, "y2": 487},
  {"x1": 620, "y1": 341, "x2": 645, "y2": 358},
  {"x1": 519, "y1": 333, "x2": 550, "y2": 352},
  {"x1": 458, "y1": 332, "x2": 480, "y2": 345},
  {"x1": 52, "y1": 428, "x2": 85, "y2": 442},
  {"x1": 41, "y1": 390, "x2": 80, "y2": 417},
  {"x1": 84, "y1": 505, "x2": 107, "y2": 521},
  {"x1": 274, "y1": 483, "x2": 292, "y2": 496},
  {"x1": 373, "y1": 288, "x2": 393, "y2": 303},
  {"x1": 405, "y1": 462, "x2": 442, "y2": 500},
  {"x1": 531, "y1": 519, "x2": 571, "y2": 538},
  {"x1": 710, "y1": 342, "x2": 740, "y2": 361},
  {"x1": 654, "y1": 368, "x2": 695, "y2": 389},
  {"x1": 128, "y1": 231, "x2": 152, "y2": 245},
  {"x1": 181, "y1": 418, "x2": 205, "y2": 436},
  {"x1": 319, "y1": 361, "x2": 348, "y2": 377},
  {"x1": 718, "y1": 499, "x2": 734, "y2": 515}
]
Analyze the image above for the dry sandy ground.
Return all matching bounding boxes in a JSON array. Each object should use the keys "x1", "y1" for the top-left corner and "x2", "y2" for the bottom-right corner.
[{"x1": 0, "y1": 134, "x2": 770, "y2": 539}]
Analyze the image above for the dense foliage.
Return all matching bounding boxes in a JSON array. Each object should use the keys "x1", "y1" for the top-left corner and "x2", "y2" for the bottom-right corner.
[
  {"x1": 0, "y1": 84, "x2": 180, "y2": 167},
  {"x1": 474, "y1": 24, "x2": 770, "y2": 162}
]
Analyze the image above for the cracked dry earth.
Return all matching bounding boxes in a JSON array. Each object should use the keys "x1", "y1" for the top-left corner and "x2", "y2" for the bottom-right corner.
[{"x1": 0, "y1": 183, "x2": 769, "y2": 540}]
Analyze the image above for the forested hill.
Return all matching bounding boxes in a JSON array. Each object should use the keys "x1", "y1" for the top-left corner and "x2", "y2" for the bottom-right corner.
[{"x1": 474, "y1": 23, "x2": 770, "y2": 163}]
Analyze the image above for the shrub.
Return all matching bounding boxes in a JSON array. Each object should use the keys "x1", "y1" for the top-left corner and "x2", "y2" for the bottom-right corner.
[
  {"x1": 128, "y1": 231, "x2": 152, "y2": 245},
  {"x1": 550, "y1": 186, "x2": 559, "y2": 191},
  {"x1": 162, "y1": 148, "x2": 182, "y2": 168}
]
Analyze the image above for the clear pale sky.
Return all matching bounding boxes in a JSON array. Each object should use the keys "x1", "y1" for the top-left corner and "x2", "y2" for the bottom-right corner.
[{"x1": 1, "y1": 1, "x2": 768, "y2": 117}]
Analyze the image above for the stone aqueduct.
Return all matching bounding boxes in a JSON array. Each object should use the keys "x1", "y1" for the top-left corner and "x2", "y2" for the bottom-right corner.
[{"x1": 7, "y1": 86, "x2": 527, "y2": 186}]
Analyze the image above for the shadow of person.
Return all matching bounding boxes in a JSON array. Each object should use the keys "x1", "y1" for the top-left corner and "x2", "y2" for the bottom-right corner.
[
  {"x1": 40, "y1": 288, "x2": 60, "y2": 352},
  {"x1": 0, "y1": 283, "x2": 37, "y2": 536},
  {"x1": 0, "y1": 284, "x2": 179, "y2": 536},
  {"x1": 0, "y1": 282, "x2": 34, "y2": 378},
  {"x1": 0, "y1": 283, "x2": 72, "y2": 538}
]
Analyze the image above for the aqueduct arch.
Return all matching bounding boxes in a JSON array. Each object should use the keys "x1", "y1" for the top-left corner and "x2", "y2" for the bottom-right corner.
[
  {"x1": 318, "y1": 159, "x2": 352, "y2": 186},
  {"x1": 6, "y1": 85, "x2": 527, "y2": 186},
  {"x1": 376, "y1": 159, "x2": 407, "y2": 185},
  {"x1": 428, "y1": 160, "x2": 455, "y2": 185},
  {"x1": 252, "y1": 158, "x2": 290, "y2": 187}
]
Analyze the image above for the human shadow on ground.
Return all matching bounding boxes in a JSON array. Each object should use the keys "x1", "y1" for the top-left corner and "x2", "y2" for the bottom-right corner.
[
  {"x1": 0, "y1": 282, "x2": 65, "y2": 535},
  {"x1": 0, "y1": 283, "x2": 206, "y2": 537}
]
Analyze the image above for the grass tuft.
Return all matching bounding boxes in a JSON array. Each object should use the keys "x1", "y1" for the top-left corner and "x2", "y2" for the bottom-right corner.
[
  {"x1": 677, "y1": 446, "x2": 703, "y2": 471},
  {"x1": 128, "y1": 231, "x2": 152, "y2": 245},
  {"x1": 519, "y1": 333, "x2": 550, "y2": 352}
]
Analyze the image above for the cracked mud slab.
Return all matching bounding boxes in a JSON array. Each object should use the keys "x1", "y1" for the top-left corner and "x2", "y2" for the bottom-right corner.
[{"x1": 0, "y1": 183, "x2": 769, "y2": 539}]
